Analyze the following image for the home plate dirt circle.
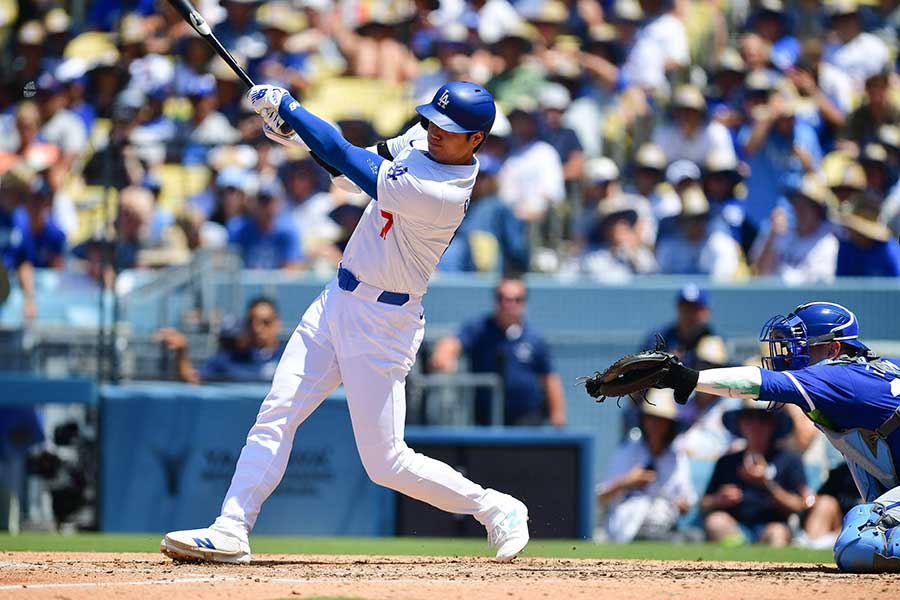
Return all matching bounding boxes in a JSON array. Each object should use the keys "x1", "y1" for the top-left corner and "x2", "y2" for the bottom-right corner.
[{"x1": 0, "y1": 552, "x2": 889, "y2": 599}]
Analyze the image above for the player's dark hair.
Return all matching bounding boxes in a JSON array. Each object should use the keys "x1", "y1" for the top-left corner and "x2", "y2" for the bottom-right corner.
[{"x1": 247, "y1": 296, "x2": 278, "y2": 316}]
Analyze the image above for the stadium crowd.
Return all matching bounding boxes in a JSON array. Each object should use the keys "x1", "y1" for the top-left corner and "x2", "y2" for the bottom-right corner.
[{"x1": 1, "y1": 0, "x2": 900, "y2": 312}]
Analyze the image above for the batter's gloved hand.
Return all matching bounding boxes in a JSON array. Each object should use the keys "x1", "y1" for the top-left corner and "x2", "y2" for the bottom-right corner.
[
  {"x1": 248, "y1": 85, "x2": 295, "y2": 137},
  {"x1": 578, "y1": 338, "x2": 699, "y2": 405}
]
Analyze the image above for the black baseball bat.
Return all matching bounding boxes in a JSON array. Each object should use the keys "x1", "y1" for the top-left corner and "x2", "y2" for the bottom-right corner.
[{"x1": 166, "y1": 0, "x2": 255, "y2": 88}]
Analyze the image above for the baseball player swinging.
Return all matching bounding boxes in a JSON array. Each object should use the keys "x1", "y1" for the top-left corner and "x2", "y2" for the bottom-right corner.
[
  {"x1": 584, "y1": 301, "x2": 900, "y2": 572},
  {"x1": 160, "y1": 81, "x2": 529, "y2": 563}
]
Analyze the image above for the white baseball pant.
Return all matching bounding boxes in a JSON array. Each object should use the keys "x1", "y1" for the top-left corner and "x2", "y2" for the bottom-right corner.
[{"x1": 212, "y1": 280, "x2": 506, "y2": 538}]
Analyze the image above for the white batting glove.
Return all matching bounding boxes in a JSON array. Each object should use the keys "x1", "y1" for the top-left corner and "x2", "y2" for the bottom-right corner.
[{"x1": 248, "y1": 84, "x2": 294, "y2": 137}]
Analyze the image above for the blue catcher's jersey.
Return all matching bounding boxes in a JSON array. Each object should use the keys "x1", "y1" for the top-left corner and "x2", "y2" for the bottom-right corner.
[{"x1": 760, "y1": 357, "x2": 900, "y2": 500}]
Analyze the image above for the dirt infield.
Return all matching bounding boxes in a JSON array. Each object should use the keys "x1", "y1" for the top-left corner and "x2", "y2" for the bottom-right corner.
[{"x1": 0, "y1": 552, "x2": 889, "y2": 600}]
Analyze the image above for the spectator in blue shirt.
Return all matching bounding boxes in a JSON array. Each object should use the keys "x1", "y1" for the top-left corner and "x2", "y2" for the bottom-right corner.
[
  {"x1": 747, "y1": 0, "x2": 799, "y2": 72},
  {"x1": 228, "y1": 185, "x2": 303, "y2": 270},
  {"x1": 11, "y1": 176, "x2": 65, "y2": 269},
  {"x1": 155, "y1": 296, "x2": 285, "y2": 384},
  {"x1": 836, "y1": 193, "x2": 900, "y2": 277},
  {"x1": 430, "y1": 276, "x2": 566, "y2": 427},
  {"x1": 739, "y1": 91, "x2": 822, "y2": 232},
  {"x1": 438, "y1": 155, "x2": 529, "y2": 273}
]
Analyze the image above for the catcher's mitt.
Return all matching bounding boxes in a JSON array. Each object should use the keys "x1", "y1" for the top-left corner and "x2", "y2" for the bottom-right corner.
[
  {"x1": 579, "y1": 350, "x2": 680, "y2": 401},
  {"x1": 579, "y1": 337, "x2": 700, "y2": 404}
]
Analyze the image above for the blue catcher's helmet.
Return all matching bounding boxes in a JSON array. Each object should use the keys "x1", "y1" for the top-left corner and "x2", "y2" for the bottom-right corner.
[
  {"x1": 759, "y1": 301, "x2": 870, "y2": 371},
  {"x1": 415, "y1": 81, "x2": 496, "y2": 135}
]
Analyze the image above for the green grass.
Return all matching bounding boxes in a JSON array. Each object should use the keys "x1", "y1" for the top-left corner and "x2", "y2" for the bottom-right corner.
[{"x1": 0, "y1": 533, "x2": 834, "y2": 564}]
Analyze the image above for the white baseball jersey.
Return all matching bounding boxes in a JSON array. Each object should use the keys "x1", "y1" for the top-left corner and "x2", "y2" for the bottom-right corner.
[{"x1": 340, "y1": 124, "x2": 479, "y2": 296}]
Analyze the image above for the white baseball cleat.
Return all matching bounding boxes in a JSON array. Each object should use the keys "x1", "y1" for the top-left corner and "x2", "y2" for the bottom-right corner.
[
  {"x1": 488, "y1": 496, "x2": 530, "y2": 562},
  {"x1": 160, "y1": 527, "x2": 251, "y2": 564}
]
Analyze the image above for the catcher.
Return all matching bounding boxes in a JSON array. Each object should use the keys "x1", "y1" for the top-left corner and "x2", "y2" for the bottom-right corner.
[{"x1": 582, "y1": 302, "x2": 900, "y2": 573}]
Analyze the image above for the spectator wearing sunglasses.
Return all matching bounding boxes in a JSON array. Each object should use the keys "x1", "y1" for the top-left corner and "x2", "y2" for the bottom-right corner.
[
  {"x1": 430, "y1": 276, "x2": 566, "y2": 427},
  {"x1": 154, "y1": 296, "x2": 285, "y2": 384}
]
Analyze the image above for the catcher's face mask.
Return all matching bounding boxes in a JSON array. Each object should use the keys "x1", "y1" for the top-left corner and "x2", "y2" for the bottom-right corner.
[{"x1": 759, "y1": 312, "x2": 838, "y2": 372}]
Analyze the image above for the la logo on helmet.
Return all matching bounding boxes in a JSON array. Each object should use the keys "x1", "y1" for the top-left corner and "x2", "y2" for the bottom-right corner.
[{"x1": 438, "y1": 90, "x2": 450, "y2": 109}]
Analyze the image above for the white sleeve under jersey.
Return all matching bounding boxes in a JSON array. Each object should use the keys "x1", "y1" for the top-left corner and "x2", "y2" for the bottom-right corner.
[{"x1": 339, "y1": 142, "x2": 478, "y2": 297}]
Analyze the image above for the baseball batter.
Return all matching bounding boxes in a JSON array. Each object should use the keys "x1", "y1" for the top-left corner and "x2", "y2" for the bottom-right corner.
[
  {"x1": 160, "y1": 81, "x2": 529, "y2": 563},
  {"x1": 611, "y1": 302, "x2": 900, "y2": 572}
]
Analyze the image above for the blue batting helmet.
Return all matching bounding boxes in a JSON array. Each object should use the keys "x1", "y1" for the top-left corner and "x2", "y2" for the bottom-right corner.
[
  {"x1": 759, "y1": 301, "x2": 870, "y2": 371},
  {"x1": 416, "y1": 81, "x2": 496, "y2": 134}
]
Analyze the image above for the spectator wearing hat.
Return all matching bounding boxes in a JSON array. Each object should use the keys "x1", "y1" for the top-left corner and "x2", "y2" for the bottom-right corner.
[
  {"x1": 836, "y1": 192, "x2": 900, "y2": 277},
  {"x1": 56, "y1": 58, "x2": 97, "y2": 134},
  {"x1": 33, "y1": 72, "x2": 88, "y2": 170},
  {"x1": 155, "y1": 296, "x2": 285, "y2": 384},
  {"x1": 652, "y1": 84, "x2": 737, "y2": 167},
  {"x1": 597, "y1": 389, "x2": 696, "y2": 543},
  {"x1": 825, "y1": 0, "x2": 890, "y2": 89},
  {"x1": 739, "y1": 90, "x2": 822, "y2": 231},
  {"x1": 707, "y1": 48, "x2": 747, "y2": 131},
  {"x1": 747, "y1": 0, "x2": 799, "y2": 72},
  {"x1": 323, "y1": 202, "x2": 365, "y2": 261},
  {"x1": 840, "y1": 70, "x2": 900, "y2": 148},
  {"x1": 498, "y1": 104, "x2": 565, "y2": 223},
  {"x1": 828, "y1": 159, "x2": 867, "y2": 205},
  {"x1": 879, "y1": 127, "x2": 900, "y2": 236},
  {"x1": 787, "y1": 39, "x2": 852, "y2": 150},
  {"x1": 471, "y1": 0, "x2": 526, "y2": 50},
  {"x1": 654, "y1": 159, "x2": 702, "y2": 243},
  {"x1": 676, "y1": 336, "x2": 740, "y2": 461},
  {"x1": 213, "y1": 0, "x2": 266, "y2": 60},
  {"x1": 331, "y1": 7, "x2": 419, "y2": 85},
  {"x1": 84, "y1": 42, "x2": 129, "y2": 121},
  {"x1": 574, "y1": 157, "x2": 620, "y2": 249},
  {"x1": 10, "y1": 176, "x2": 65, "y2": 271},
  {"x1": 412, "y1": 24, "x2": 474, "y2": 105},
  {"x1": 12, "y1": 21, "x2": 47, "y2": 92},
  {"x1": 174, "y1": 74, "x2": 240, "y2": 165},
  {"x1": 485, "y1": 24, "x2": 546, "y2": 109},
  {"x1": 252, "y1": 2, "x2": 309, "y2": 91},
  {"x1": 227, "y1": 184, "x2": 303, "y2": 270},
  {"x1": 193, "y1": 166, "x2": 258, "y2": 230},
  {"x1": 114, "y1": 185, "x2": 156, "y2": 270},
  {"x1": 82, "y1": 89, "x2": 145, "y2": 189},
  {"x1": 568, "y1": 194, "x2": 657, "y2": 282},
  {"x1": 642, "y1": 284, "x2": 717, "y2": 368},
  {"x1": 130, "y1": 82, "x2": 177, "y2": 165},
  {"x1": 859, "y1": 143, "x2": 893, "y2": 197},
  {"x1": 656, "y1": 186, "x2": 743, "y2": 280},
  {"x1": 619, "y1": 0, "x2": 688, "y2": 94},
  {"x1": 439, "y1": 154, "x2": 529, "y2": 273},
  {"x1": 702, "y1": 152, "x2": 749, "y2": 250},
  {"x1": 282, "y1": 158, "x2": 338, "y2": 255},
  {"x1": 751, "y1": 174, "x2": 839, "y2": 284},
  {"x1": 627, "y1": 143, "x2": 680, "y2": 224},
  {"x1": 538, "y1": 83, "x2": 585, "y2": 186},
  {"x1": 0, "y1": 167, "x2": 39, "y2": 320},
  {"x1": 173, "y1": 34, "x2": 215, "y2": 97},
  {"x1": 702, "y1": 400, "x2": 810, "y2": 546}
]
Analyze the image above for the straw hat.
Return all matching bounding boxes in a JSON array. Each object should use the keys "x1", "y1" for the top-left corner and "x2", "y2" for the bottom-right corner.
[
  {"x1": 790, "y1": 174, "x2": 837, "y2": 212},
  {"x1": 634, "y1": 143, "x2": 667, "y2": 171},
  {"x1": 585, "y1": 157, "x2": 620, "y2": 183},
  {"x1": 257, "y1": 2, "x2": 306, "y2": 33},
  {"x1": 17, "y1": 21, "x2": 45, "y2": 45},
  {"x1": 44, "y1": 8, "x2": 71, "y2": 35},
  {"x1": 695, "y1": 335, "x2": 728, "y2": 368},
  {"x1": 672, "y1": 84, "x2": 707, "y2": 112},
  {"x1": 840, "y1": 193, "x2": 891, "y2": 242},
  {"x1": 829, "y1": 161, "x2": 866, "y2": 192},
  {"x1": 612, "y1": 0, "x2": 643, "y2": 23},
  {"x1": 716, "y1": 48, "x2": 746, "y2": 75},
  {"x1": 596, "y1": 194, "x2": 638, "y2": 226},
  {"x1": 641, "y1": 389, "x2": 679, "y2": 421},
  {"x1": 860, "y1": 143, "x2": 889, "y2": 167},
  {"x1": 678, "y1": 186, "x2": 710, "y2": 218},
  {"x1": 530, "y1": 0, "x2": 568, "y2": 24},
  {"x1": 722, "y1": 399, "x2": 793, "y2": 439}
]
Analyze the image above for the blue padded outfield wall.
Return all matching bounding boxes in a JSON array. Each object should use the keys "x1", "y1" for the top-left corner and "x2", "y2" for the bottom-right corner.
[
  {"x1": 98, "y1": 383, "x2": 594, "y2": 538},
  {"x1": 100, "y1": 384, "x2": 395, "y2": 536}
]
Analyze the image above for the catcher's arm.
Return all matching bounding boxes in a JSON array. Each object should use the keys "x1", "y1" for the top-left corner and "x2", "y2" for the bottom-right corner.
[{"x1": 696, "y1": 366, "x2": 762, "y2": 400}]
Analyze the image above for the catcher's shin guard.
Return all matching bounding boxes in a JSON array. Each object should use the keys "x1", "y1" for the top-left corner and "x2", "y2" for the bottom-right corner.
[{"x1": 834, "y1": 503, "x2": 900, "y2": 573}]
